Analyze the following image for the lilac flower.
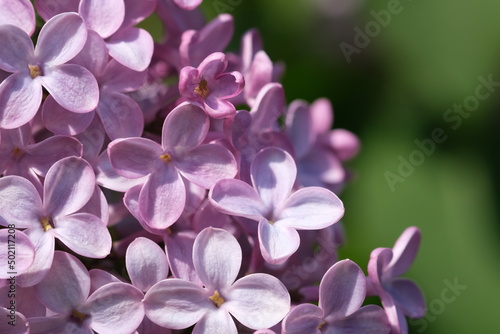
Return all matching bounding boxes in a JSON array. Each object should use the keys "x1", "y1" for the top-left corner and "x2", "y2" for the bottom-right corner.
[
  {"x1": 368, "y1": 227, "x2": 426, "y2": 334},
  {"x1": 179, "y1": 52, "x2": 244, "y2": 118},
  {"x1": 30, "y1": 251, "x2": 145, "y2": 334},
  {"x1": 210, "y1": 147, "x2": 344, "y2": 264},
  {"x1": 0, "y1": 12, "x2": 99, "y2": 129},
  {"x1": 0, "y1": 0, "x2": 36, "y2": 36},
  {"x1": 0, "y1": 157, "x2": 111, "y2": 286},
  {"x1": 282, "y1": 259, "x2": 390, "y2": 334},
  {"x1": 0, "y1": 123, "x2": 82, "y2": 191},
  {"x1": 108, "y1": 101, "x2": 237, "y2": 229},
  {"x1": 144, "y1": 227, "x2": 291, "y2": 333}
]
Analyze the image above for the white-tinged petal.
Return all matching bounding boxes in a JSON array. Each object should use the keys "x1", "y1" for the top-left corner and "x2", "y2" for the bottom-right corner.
[
  {"x1": 0, "y1": 176, "x2": 42, "y2": 228},
  {"x1": 258, "y1": 218, "x2": 300, "y2": 264}
]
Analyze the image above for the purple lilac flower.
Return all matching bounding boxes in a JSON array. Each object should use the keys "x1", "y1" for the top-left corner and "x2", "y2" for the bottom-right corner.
[
  {"x1": 144, "y1": 227, "x2": 291, "y2": 333},
  {"x1": 0, "y1": 12, "x2": 99, "y2": 129},
  {"x1": 108, "y1": 101, "x2": 237, "y2": 229},
  {"x1": 209, "y1": 147, "x2": 344, "y2": 264},
  {"x1": 30, "y1": 251, "x2": 145, "y2": 334},
  {"x1": 368, "y1": 227, "x2": 426, "y2": 334},
  {"x1": 179, "y1": 52, "x2": 244, "y2": 119},
  {"x1": 282, "y1": 259, "x2": 391, "y2": 334},
  {"x1": 0, "y1": 157, "x2": 111, "y2": 286}
]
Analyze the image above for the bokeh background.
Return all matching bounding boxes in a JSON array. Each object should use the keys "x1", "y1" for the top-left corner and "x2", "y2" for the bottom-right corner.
[{"x1": 197, "y1": 0, "x2": 499, "y2": 332}]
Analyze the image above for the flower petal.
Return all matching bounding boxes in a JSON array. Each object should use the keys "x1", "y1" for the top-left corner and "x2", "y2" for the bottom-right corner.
[
  {"x1": 53, "y1": 213, "x2": 111, "y2": 258},
  {"x1": 100, "y1": 59, "x2": 147, "y2": 92},
  {"x1": 0, "y1": 176, "x2": 42, "y2": 228},
  {"x1": 40, "y1": 64, "x2": 99, "y2": 113},
  {"x1": 0, "y1": 72, "x2": 42, "y2": 129},
  {"x1": 192, "y1": 308, "x2": 237, "y2": 334},
  {"x1": 34, "y1": 0, "x2": 79, "y2": 21},
  {"x1": 139, "y1": 165, "x2": 185, "y2": 229},
  {"x1": 82, "y1": 282, "x2": 145, "y2": 334},
  {"x1": 33, "y1": 251, "x2": 90, "y2": 314},
  {"x1": 162, "y1": 101, "x2": 209, "y2": 151},
  {"x1": 165, "y1": 231, "x2": 202, "y2": 285},
  {"x1": 319, "y1": 259, "x2": 366, "y2": 319},
  {"x1": 121, "y1": 0, "x2": 157, "y2": 28},
  {"x1": 277, "y1": 187, "x2": 344, "y2": 230},
  {"x1": 0, "y1": 0, "x2": 35, "y2": 36},
  {"x1": 209, "y1": 178, "x2": 267, "y2": 221},
  {"x1": 251, "y1": 147, "x2": 296, "y2": 210},
  {"x1": 17, "y1": 228, "x2": 55, "y2": 287},
  {"x1": 126, "y1": 237, "x2": 169, "y2": 292},
  {"x1": 44, "y1": 157, "x2": 95, "y2": 217},
  {"x1": 176, "y1": 144, "x2": 237, "y2": 189},
  {"x1": 108, "y1": 137, "x2": 162, "y2": 178},
  {"x1": 193, "y1": 227, "x2": 241, "y2": 291},
  {"x1": 0, "y1": 230, "x2": 34, "y2": 278},
  {"x1": 106, "y1": 27, "x2": 154, "y2": 72},
  {"x1": 0, "y1": 25, "x2": 32, "y2": 72},
  {"x1": 387, "y1": 278, "x2": 426, "y2": 318},
  {"x1": 173, "y1": 0, "x2": 203, "y2": 10},
  {"x1": 326, "y1": 305, "x2": 391, "y2": 334},
  {"x1": 35, "y1": 12, "x2": 87, "y2": 65},
  {"x1": 96, "y1": 92, "x2": 144, "y2": 140},
  {"x1": 0, "y1": 307, "x2": 29, "y2": 334},
  {"x1": 96, "y1": 150, "x2": 148, "y2": 192},
  {"x1": 42, "y1": 95, "x2": 94, "y2": 135},
  {"x1": 387, "y1": 227, "x2": 421, "y2": 277},
  {"x1": 144, "y1": 278, "x2": 212, "y2": 329},
  {"x1": 258, "y1": 219, "x2": 300, "y2": 264},
  {"x1": 282, "y1": 303, "x2": 323, "y2": 334},
  {"x1": 79, "y1": 0, "x2": 125, "y2": 39},
  {"x1": 224, "y1": 273, "x2": 290, "y2": 329}
]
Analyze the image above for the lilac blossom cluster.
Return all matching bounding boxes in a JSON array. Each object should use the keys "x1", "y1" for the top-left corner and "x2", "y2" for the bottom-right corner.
[{"x1": 0, "y1": 0, "x2": 426, "y2": 333}]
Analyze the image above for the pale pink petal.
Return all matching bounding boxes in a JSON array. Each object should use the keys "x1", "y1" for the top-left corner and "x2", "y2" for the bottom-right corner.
[
  {"x1": 40, "y1": 64, "x2": 99, "y2": 113},
  {"x1": 42, "y1": 95, "x2": 94, "y2": 135},
  {"x1": 89, "y1": 269, "x2": 123, "y2": 294},
  {"x1": 258, "y1": 218, "x2": 300, "y2": 264},
  {"x1": 54, "y1": 213, "x2": 111, "y2": 258},
  {"x1": 0, "y1": 230, "x2": 34, "y2": 278},
  {"x1": 326, "y1": 305, "x2": 391, "y2": 334},
  {"x1": 96, "y1": 92, "x2": 144, "y2": 140},
  {"x1": 69, "y1": 30, "x2": 108, "y2": 77},
  {"x1": 100, "y1": 59, "x2": 147, "y2": 92},
  {"x1": 192, "y1": 308, "x2": 237, "y2": 334},
  {"x1": 79, "y1": 0, "x2": 125, "y2": 39},
  {"x1": 0, "y1": 176, "x2": 42, "y2": 228},
  {"x1": 387, "y1": 278, "x2": 426, "y2": 318},
  {"x1": 139, "y1": 165, "x2": 185, "y2": 229},
  {"x1": 17, "y1": 228, "x2": 55, "y2": 287},
  {"x1": 0, "y1": 307, "x2": 29, "y2": 334},
  {"x1": 277, "y1": 187, "x2": 344, "y2": 230},
  {"x1": 35, "y1": 12, "x2": 87, "y2": 66},
  {"x1": 193, "y1": 228, "x2": 241, "y2": 291},
  {"x1": 96, "y1": 150, "x2": 148, "y2": 192},
  {"x1": 34, "y1": 0, "x2": 79, "y2": 21},
  {"x1": 0, "y1": 25, "x2": 33, "y2": 72},
  {"x1": 44, "y1": 157, "x2": 95, "y2": 217},
  {"x1": 250, "y1": 83, "x2": 285, "y2": 131},
  {"x1": 209, "y1": 178, "x2": 267, "y2": 220},
  {"x1": 173, "y1": 0, "x2": 203, "y2": 10},
  {"x1": 121, "y1": 0, "x2": 157, "y2": 28},
  {"x1": 175, "y1": 144, "x2": 237, "y2": 189},
  {"x1": 82, "y1": 282, "x2": 145, "y2": 334},
  {"x1": 251, "y1": 147, "x2": 296, "y2": 209},
  {"x1": 33, "y1": 251, "x2": 90, "y2": 314},
  {"x1": 282, "y1": 303, "x2": 323, "y2": 334},
  {"x1": 319, "y1": 260, "x2": 366, "y2": 319},
  {"x1": 224, "y1": 273, "x2": 290, "y2": 329},
  {"x1": 387, "y1": 227, "x2": 421, "y2": 277},
  {"x1": 108, "y1": 137, "x2": 163, "y2": 178},
  {"x1": 162, "y1": 101, "x2": 209, "y2": 150},
  {"x1": 126, "y1": 237, "x2": 169, "y2": 292},
  {"x1": 0, "y1": 72, "x2": 42, "y2": 129},
  {"x1": 106, "y1": 27, "x2": 154, "y2": 71},
  {"x1": 0, "y1": 0, "x2": 35, "y2": 36},
  {"x1": 165, "y1": 231, "x2": 202, "y2": 285},
  {"x1": 244, "y1": 50, "x2": 273, "y2": 106},
  {"x1": 286, "y1": 99, "x2": 314, "y2": 158},
  {"x1": 144, "y1": 279, "x2": 212, "y2": 329},
  {"x1": 327, "y1": 129, "x2": 360, "y2": 161},
  {"x1": 77, "y1": 185, "x2": 109, "y2": 225}
]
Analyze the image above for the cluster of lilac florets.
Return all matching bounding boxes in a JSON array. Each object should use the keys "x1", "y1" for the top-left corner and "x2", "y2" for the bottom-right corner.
[{"x1": 0, "y1": 1, "x2": 426, "y2": 333}]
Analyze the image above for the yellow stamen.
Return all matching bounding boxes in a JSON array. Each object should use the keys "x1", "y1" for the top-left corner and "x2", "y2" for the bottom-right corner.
[
  {"x1": 268, "y1": 220, "x2": 275, "y2": 225},
  {"x1": 318, "y1": 321, "x2": 326, "y2": 329},
  {"x1": 160, "y1": 153, "x2": 172, "y2": 163},
  {"x1": 28, "y1": 65, "x2": 42, "y2": 79},
  {"x1": 12, "y1": 147, "x2": 23, "y2": 157},
  {"x1": 40, "y1": 217, "x2": 53, "y2": 232},
  {"x1": 194, "y1": 79, "x2": 209, "y2": 99},
  {"x1": 209, "y1": 290, "x2": 225, "y2": 307},
  {"x1": 71, "y1": 310, "x2": 89, "y2": 323}
]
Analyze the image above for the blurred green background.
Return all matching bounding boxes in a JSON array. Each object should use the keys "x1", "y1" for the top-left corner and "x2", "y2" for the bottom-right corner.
[{"x1": 199, "y1": 0, "x2": 499, "y2": 332}]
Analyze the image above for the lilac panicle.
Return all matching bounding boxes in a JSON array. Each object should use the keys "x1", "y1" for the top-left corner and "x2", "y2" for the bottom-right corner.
[
  {"x1": 144, "y1": 227, "x2": 290, "y2": 333},
  {"x1": 210, "y1": 147, "x2": 344, "y2": 264},
  {"x1": 0, "y1": 12, "x2": 99, "y2": 129}
]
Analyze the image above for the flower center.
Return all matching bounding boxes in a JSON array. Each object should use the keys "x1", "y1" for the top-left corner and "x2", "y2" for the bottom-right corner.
[
  {"x1": 70, "y1": 309, "x2": 89, "y2": 324},
  {"x1": 12, "y1": 147, "x2": 24, "y2": 158},
  {"x1": 160, "y1": 153, "x2": 172, "y2": 163},
  {"x1": 318, "y1": 321, "x2": 326, "y2": 329},
  {"x1": 28, "y1": 65, "x2": 42, "y2": 79},
  {"x1": 209, "y1": 290, "x2": 225, "y2": 307},
  {"x1": 39, "y1": 217, "x2": 54, "y2": 232},
  {"x1": 194, "y1": 79, "x2": 209, "y2": 99}
]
